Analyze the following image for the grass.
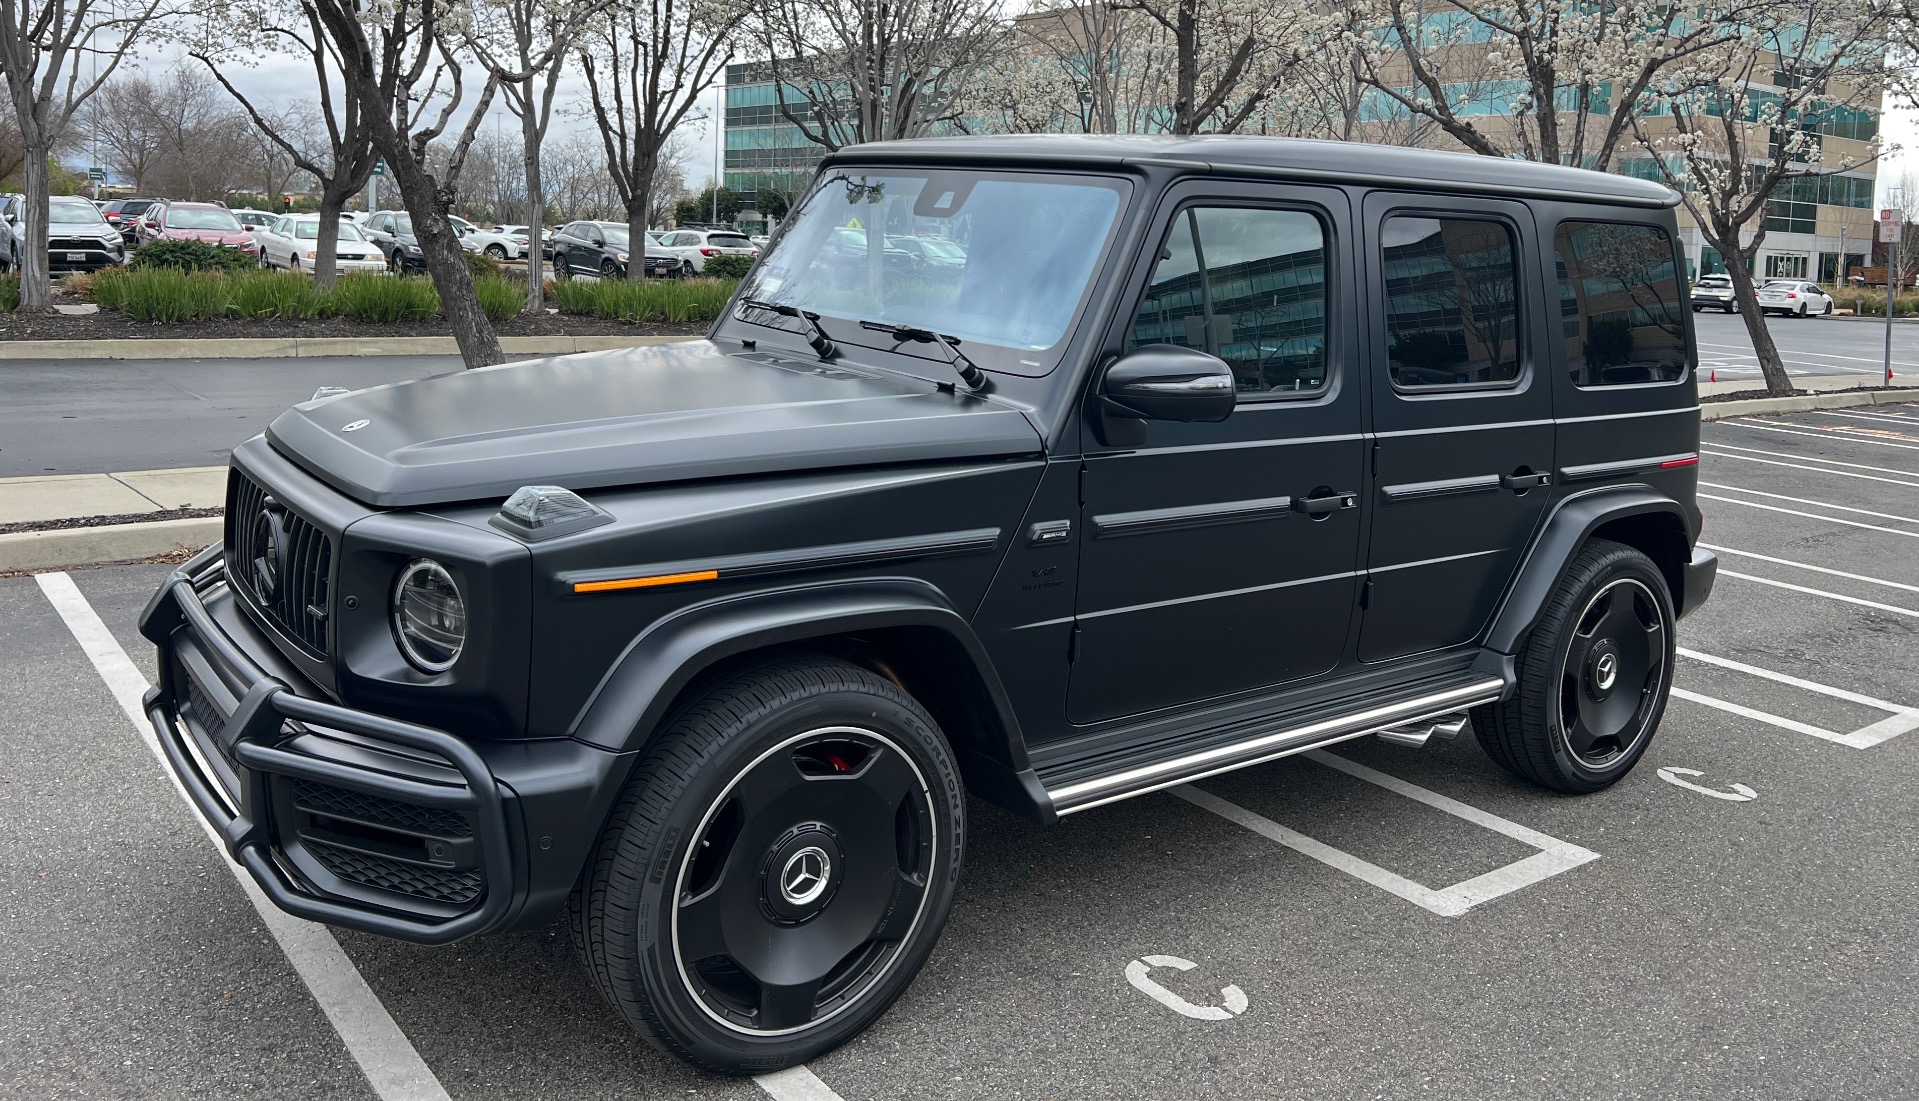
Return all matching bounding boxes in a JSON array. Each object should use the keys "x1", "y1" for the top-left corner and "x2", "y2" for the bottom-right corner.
[
  {"x1": 92, "y1": 266, "x2": 233, "y2": 321},
  {"x1": 473, "y1": 275, "x2": 524, "y2": 324},
  {"x1": 228, "y1": 269, "x2": 329, "y2": 319},
  {"x1": 325, "y1": 272, "x2": 441, "y2": 322},
  {"x1": 550, "y1": 275, "x2": 737, "y2": 323},
  {"x1": 1827, "y1": 286, "x2": 1919, "y2": 318},
  {"x1": 0, "y1": 272, "x2": 17, "y2": 311}
]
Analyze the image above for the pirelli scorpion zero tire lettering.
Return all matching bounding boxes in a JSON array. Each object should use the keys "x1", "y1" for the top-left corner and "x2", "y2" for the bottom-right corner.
[
  {"x1": 570, "y1": 656, "x2": 966, "y2": 1074},
  {"x1": 1472, "y1": 539, "x2": 1675, "y2": 794}
]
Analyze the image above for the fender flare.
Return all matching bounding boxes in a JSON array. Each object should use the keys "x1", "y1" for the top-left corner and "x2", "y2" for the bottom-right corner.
[
  {"x1": 568, "y1": 577, "x2": 1033, "y2": 774},
  {"x1": 1484, "y1": 487, "x2": 1694, "y2": 655}
]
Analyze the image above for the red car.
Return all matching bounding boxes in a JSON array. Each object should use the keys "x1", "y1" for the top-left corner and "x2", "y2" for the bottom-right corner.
[{"x1": 138, "y1": 202, "x2": 260, "y2": 257}]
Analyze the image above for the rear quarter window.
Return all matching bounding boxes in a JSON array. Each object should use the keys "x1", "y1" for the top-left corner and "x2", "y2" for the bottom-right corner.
[{"x1": 1554, "y1": 221, "x2": 1688, "y2": 387}]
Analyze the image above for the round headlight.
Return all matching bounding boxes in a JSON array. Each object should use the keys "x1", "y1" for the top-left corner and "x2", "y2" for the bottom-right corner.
[{"x1": 392, "y1": 559, "x2": 465, "y2": 673}]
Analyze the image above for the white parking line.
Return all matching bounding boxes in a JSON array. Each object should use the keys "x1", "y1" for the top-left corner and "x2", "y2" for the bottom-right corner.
[
  {"x1": 34, "y1": 572, "x2": 455, "y2": 1101},
  {"x1": 1702, "y1": 440, "x2": 1919, "y2": 479},
  {"x1": 1725, "y1": 420, "x2": 1919, "y2": 451},
  {"x1": 1716, "y1": 569, "x2": 1919, "y2": 617},
  {"x1": 1822, "y1": 410, "x2": 1919, "y2": 424},
  {"x1": 1697, "y1": 493, "x2": 1919, "y2": 539},
  {"x1": 756, "y1": 1067, "x2": 852, "y2": 1100},
  {"x1": 1700, "y1": 448, "x2": 1919, "y2": 490},
  {"x1": 1701, "y1": 544, "x2": 1919, "y2": 595},
  {"x1": 1173, "y1": 751, "x2": 1598, "y2": 918},
  {"x1": 1695, "y1": 340, "x2": 1919, "y2": 369},
  {"x1": 1699, "y1": 482, "x2": 1919, "y2": 525},
  {"x1": 1674, "y1": 648, "x2": 1919, "y2": 749}
]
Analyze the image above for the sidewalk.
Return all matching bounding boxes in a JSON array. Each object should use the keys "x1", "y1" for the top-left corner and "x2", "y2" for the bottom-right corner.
[{"x1": 0, "y1": 467, "x2": 226, "y2": 573}]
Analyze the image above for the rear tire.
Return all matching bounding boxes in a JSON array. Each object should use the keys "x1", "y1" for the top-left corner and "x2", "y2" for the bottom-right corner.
[
  {"x1": 1472, "y1": 539, "x2": 1674, "y2": 794},
  {"x1": 554, "y1": 255, "x2": 572, "y2": 280},
  {"x1": 486, "y1": 243, "x2": 507, "y2": 260},
  {"x1": 571, "y1": 656, "x2": 965, "y2": 1074}
]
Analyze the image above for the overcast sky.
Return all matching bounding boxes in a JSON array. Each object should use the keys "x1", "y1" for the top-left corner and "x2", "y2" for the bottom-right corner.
[{"x1": 121, "y1": 43, "x2": 1919, "y2": 206}]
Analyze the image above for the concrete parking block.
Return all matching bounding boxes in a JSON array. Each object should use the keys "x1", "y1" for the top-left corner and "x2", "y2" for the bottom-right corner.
[
  {"x1": 0, "y1": 472, "x2": 162, "y2": 525},
  {"x1": 109, "y1": 466, "x2": 227, "y2": 510},
  {"x1": 0, "y1": 516, "x2": 220, "y2": 572}
]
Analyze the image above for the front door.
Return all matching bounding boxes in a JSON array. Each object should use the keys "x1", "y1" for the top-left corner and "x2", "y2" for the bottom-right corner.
[
  {"x1": 1359, "y1": 194, "x2": 1556, "y2": 662},
  {"x1": 1070, "y1": 183, "x2": 1366, "y2": 725}
]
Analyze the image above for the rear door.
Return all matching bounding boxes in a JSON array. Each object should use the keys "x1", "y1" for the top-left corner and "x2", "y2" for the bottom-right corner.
[
  {"x1": 1359, "y1": 194, "x2": 1556, "y2": 663},
  {"x1": 1070, "y1": 182, "x2": 1366, "y2": 724}
]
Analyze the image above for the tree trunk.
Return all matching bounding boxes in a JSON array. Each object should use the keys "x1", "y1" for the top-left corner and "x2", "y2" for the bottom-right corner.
[
  {"x1": 313, "y1": 187, "x2": 347, "y2": 289},
  {"x1": 386, "y1": 149, "x2": 504, "y2": 368},
  {"x1": 520, "y1": 108, "x2": 545, "y2": 313},
  {"x1": 1717, "y1": 232, "x2": 1794, "y2": 396},
  {"x1": 19, "y1": 141, "x2": 51, "y2": 310},
  {"x1": 624, "y1": 153, "x2": 654, "y2": 284}
]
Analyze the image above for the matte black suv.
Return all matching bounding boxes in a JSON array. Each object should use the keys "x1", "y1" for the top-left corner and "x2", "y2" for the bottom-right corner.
[{"x1": 140, "y1": 136, "x2": 1715, "y2": 1075}]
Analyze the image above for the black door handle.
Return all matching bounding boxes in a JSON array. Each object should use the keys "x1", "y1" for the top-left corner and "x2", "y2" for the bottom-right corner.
[
  {"x1": 1294, "y1": 491, "x2": 1358, "y2": 516},
  {"x1": 1500, "y1": 471, "x2": 1552, "y2": 490}
]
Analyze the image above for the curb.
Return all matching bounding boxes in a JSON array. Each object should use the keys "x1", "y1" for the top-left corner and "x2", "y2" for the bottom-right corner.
[
  {"x1": 0, "y1": 516, "x2": 221, "y2": 573},
  {"x1": 1701, "y1": 388, "x2": 1917, "y2": 420},
  {"x1": 0, "y1": 334, "x2": 699, "y2": 361}
]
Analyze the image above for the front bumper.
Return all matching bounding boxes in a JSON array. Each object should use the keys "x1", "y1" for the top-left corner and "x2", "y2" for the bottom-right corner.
[
  {"x1": 48, "y1": 246, "x2": 125, "y2": 272},
  {"x1": 138, "y1": 546, "x2": 631, "y2": 944},
  {"x1": 1691, "y1": 294, "x2": 1734, "y2": 308}
]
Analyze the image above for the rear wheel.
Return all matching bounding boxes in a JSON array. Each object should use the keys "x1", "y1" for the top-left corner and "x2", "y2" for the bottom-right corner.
[
  {"x1": 485, "y1": 243, "x2": 507, "y2": 260},
  {"x1": 1473, "y1": 539, "x2": 1674, "y2": 794},
  {"x1": 572, "y1": 656, "x2": 964, "y2": 1074},
  {"x1": 554, "y1": 254, "x2": 572, "y2": 280}
]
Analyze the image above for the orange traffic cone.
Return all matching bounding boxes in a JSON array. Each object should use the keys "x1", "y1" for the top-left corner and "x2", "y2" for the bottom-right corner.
[{"x1": 1709, "y1": 368, "x2": 1717, "y2": 383}]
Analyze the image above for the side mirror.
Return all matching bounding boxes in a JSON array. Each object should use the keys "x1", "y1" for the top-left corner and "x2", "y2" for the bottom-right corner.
[{"x1": 1099, "y1": 344, "x2": 1236, "y2": 423}]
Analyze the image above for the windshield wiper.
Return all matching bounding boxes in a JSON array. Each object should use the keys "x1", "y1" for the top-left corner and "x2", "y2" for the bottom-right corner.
[
  {"x1": 857, "y1": 320, "x2": 987, "y2": 393},
  {"x1": 739, "y1": 298, "x2": 837, "y2": 361}
]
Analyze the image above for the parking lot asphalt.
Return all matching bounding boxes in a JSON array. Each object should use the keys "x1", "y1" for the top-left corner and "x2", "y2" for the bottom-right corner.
[
  {"x1": 1692, "y1": 310, "x2": 1919, "y2": 385},
  {"x1": 5, "y1": 405, "x2": 1919, "y2": 1100}
]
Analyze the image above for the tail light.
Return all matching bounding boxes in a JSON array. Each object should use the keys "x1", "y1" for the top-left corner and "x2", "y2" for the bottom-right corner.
[
  {"x1": 1786, "y1": 292, "x2": 1798, "y2": 299},
  {"x1": 700, "y1": 247, "x2": 719, "y2": 257}
]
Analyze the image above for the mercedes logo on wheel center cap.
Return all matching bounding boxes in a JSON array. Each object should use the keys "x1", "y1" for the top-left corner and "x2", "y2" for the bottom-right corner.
[
  {"x1": 1595, "y1": 652, "x2": 1619, "y2": 692},
  {"x1": 779, "y1": 846, "x2": 831, "y2": 906}
]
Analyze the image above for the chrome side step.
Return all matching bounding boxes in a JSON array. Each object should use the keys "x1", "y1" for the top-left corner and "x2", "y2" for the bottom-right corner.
[
  {"x1": 1375, "y1": 712, "x2": 1470, "y2": 748},
  {"x1": 1046, "y1": 678, "x2": 1505, "y2": 816}
]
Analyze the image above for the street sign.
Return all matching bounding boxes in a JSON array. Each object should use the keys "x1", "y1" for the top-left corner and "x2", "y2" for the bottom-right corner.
[
  {"x1": 372, "y1": 160, "x2": 386, "y2": 177},
  {"x1": 1880, "y1": 207, "x2": 1904, "y2": 243},
  {"x1": 1881, "y1": 219, "x2": 1901, "y2": 243},
  {"x1": 87, "y1": 168, "x2": 104, "y2": 181}
]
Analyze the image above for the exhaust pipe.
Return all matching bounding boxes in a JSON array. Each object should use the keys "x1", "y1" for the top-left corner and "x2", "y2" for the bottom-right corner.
[{"x1": 1375, "y1": 711, "x2": 1470, "y2": 748}]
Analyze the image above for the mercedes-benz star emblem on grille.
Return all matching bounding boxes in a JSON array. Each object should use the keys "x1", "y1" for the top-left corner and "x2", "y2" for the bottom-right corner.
[
  {"x1": 779, "y1": 846, "x2": 831, "y2": 906},
  {"x1": 252, "y1": 503, "x2": 287, "y2": 601},
  {"x1": 341, "y1": 418, "x2": 370, "y2": 432}
]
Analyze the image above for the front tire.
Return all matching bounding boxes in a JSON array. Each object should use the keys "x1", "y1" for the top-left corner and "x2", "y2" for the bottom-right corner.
[
  {"x1": 680, "y1": 259, "x2": 696, "y2": 277},
  {"x1": 572, "y1": 656, "x2": 965, "y2": 1074},
  {"x1": 486, "y1": 243, "x2": 507, "y2": 260},
  {"x1": 1472, "y1": 539, "x2": 1674, "y2": 794}
]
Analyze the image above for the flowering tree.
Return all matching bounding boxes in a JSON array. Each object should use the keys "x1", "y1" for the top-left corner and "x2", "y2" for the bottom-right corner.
[
  {"x1": 1, "y1": 0, "x2": 173, "y2": 309},
  {"x1": 578, "y1": 0, "x2": 739, "y2": 279},
  {"x1": 306, "y1": 0, "x2": 504, "y2": 366},
  {"x1": 1341, "y1": 0, "x2": 1745, "y2": 168},
  {"x1": 1629, "y1": 0, "x2": 1895, "y2": 395}
]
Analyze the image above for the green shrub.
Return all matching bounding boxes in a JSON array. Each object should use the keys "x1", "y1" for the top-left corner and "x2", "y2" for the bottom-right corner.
[
  {"x1": 326, "y1": 272, "x2": 440, "y2": 322},
  {"x1": 473, "y1": 274, "x2": 523, "y2": 323},
  {"x1": 229, "y1": 269, "x2": 327, "y2": 319},
  {"x1": 700, "y1": 253, "x2": 756, "y2": 281},
  {"x1": 1827, "y1": 286, "x2": 1919, "y2": 318},
  {"x1": 0, "y1": 272, "x2": 17, "y2": 311},
  {"x1": 92, "y1": 267, "x2": 232, "y2": 321},
  {"x1": 57, "y1": 271, "x2": 95, "y2": 300},
  {"x1": 465, "y1": 250, "x2": 503, "y2": 280},
  {"x1": 129, "y1": 238, "x2": 256, "y2": 274},
  {"x1": 551, "y1": 275, "x2": 737, "y2": 323}
]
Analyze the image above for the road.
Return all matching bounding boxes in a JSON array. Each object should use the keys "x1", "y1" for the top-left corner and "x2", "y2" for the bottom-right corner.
[
  {"x1": 5, "y1": 405, "x2": 1919, "y2": 1099},
  {"x1": 1692, "y1": 310, "x2": 1917, "y2": 383}
]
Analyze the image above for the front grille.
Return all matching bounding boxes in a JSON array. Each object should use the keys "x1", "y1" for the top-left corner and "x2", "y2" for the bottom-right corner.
[
  {"x1": 181, "y1": 674, "x2": 230, "y2": 757},
  {"x1": 226, "y1": 468, "x2": 332, "y2": 658},
  {"x1": 49, "y1": 236, "x2": 113, "y2": 252},
  {"x1": 304, "y1": 839, "x2": 482, "y2": 906},
  {"x1": 290, "y1": 779, "x2": 471, "y2": 838}
]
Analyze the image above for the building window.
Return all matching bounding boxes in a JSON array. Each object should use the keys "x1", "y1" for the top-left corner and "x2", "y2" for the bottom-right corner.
[
  {"x1": 1765, "y1": 254, "x2": 1809, "y2": 279},
  {"x1": 1820, "y1": 252, "x2": 1868, "y2": 283},
  {"x1": 1380, "y1": 216, "x2": 1521, "y2": 389},
  {"x1": 1554, "y1": 222, "x2": 1688, "y2": 387}
]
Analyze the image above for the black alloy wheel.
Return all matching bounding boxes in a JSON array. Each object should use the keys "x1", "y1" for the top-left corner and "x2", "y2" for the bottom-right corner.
[
  {"x1": 572, "y1": 656, "x2": 964, "y2": 1074},
  {"x1": 1473, "y1": 539, "x2": 1674, "y2": 793},
  {"x1": 387, "y1": 250, "x2": 402, "y2": 274},
  {"x1": 553, "y1": 254, "x2": 572, "y2": 280},
  {"x1": 601, "y1": 258, "x2": 620, "y2": 279}
]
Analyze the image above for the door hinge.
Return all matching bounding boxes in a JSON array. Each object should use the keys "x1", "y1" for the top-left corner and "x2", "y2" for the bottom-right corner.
[
  {"x1": 1359, "y1": 579, "x2": 1373, "y2": 610},
  {"x1": 1068, "y1": 622, "x2": 1082, "y2": 663}
]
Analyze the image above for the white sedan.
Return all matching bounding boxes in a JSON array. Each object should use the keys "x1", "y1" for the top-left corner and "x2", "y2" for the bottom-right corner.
[
  {"x1": 1756, "y1": 280, "x2": 1834, "y2": 318},
  {"x1": 450, "y1": 216, "x2": 530, "y2": 260},
  {"x1": 256, "y1": 216, "x2": 385, "y2": 273},
  {"x1": 651, "y1": 228, "x2": 759, "y2": 275}
]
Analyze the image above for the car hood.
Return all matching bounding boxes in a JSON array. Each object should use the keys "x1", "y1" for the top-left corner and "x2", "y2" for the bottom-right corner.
[
  {"x1": 166, "y1": 228, "x2": 252, "y2": 246},
  {"x1": 266, "y1": 340, "x2": 1043, "y2": 508}
]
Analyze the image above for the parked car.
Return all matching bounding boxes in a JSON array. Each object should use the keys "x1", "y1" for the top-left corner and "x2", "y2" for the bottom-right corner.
[
  {"x1": 256, "y1": 215, "x2": 385, "y2": 273},
  {"x1": 100, "y1": 197, "x2": 160, "y2": 243},
  {"x1": 139, "y1": 201, "x2": 261, "y2": 259},
  {"x1": 231, "y1": 208, "x2": 278, "y2": 232},
  {"x1": 1, "y1": 193, "x2": 128, "y2": 273},
  {"x1": 463, "y1": 223, "x2": 532, "y2": 261},
  {"x1": 1689, "y1": 273, "x2": 1737, "y2": 312},
  {"x1": 651, "y1": 227, "x2": 759, "y2": 275},
  {"x1": 1757, "y1": 279, "x2": 1833, "y2": 318},
  {"x1": 362, "y1": 210, "x2": 426, "y2": 273},
  {"x1": 138, "y1": 135, "x2": 1714, "y2": 1076},
  {"x1": 550, "y1": 220, "x2": 676, "y2": 278},
  {"x1": 886, "y1": 234, "x2": 966, "y2": 269}
]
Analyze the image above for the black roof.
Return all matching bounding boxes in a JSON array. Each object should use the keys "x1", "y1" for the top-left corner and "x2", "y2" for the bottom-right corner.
[{"x1": 824, "y1": 134, "x2": 1679, "y2": 209}]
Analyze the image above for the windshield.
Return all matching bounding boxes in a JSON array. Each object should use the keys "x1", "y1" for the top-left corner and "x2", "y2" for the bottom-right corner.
[
  {"x1": 603, "y1": 226, "x2": 630, "y2": 248},
  {"x1": 169, "y1": 207, "x2": 242, "y2": 231},
  {"x1": 709, "y1": 233, "x2": 752, "y2": 248},
  {"x1": 50, "y1": 201, "x2": 107, "y2": 226},
  {"x1": 1695, "y1": 275, "x2": 1729, "y2": 285},
  {"x1": 739, "y1": 169, "x2": 1127, "y2": 370},
  {"x1": 394, "y1": 215, "x2": 414, "y2": 235},
  {"x1": 293, "y1": 222, "x2": 365, "y2": 241}
]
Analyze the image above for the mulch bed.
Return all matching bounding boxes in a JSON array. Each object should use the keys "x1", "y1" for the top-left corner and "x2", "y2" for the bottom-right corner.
[
  {"x1": 1702, "y1": 384, "x2": 1918, "y2": 403},
  {"x1": 0, "y1": 507, "x2": 224, "y2": 538},
  {"x1": 0, "y1": 298, "x2": 707, "y2": 342}
]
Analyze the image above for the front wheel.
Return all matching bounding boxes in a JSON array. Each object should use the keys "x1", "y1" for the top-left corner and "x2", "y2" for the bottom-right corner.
[
  {"x1": 680, "y1": 259, "x2": 696, "y2": 277},
  {"x1": 572, "y1": 656, "x2": 965, "y2": 1074},
  {"x1": 485, "y1": 243, "x2": 507, "y2": 260},
  {"x1": 1472, "y1": 539, "x2": 1674, "y2": 794},
  {"x1": 601, "y1": 259, "x2": 620, "y2": 279}
]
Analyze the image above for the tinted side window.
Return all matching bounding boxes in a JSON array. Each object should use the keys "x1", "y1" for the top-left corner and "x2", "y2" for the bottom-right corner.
[
  {"x1": 1553, "y1": 221, "x2": 1686, "y2": 387},
  {"x1": 1130, "y1": 206, "x2": 1328, "y2": 396},
  {"x1": 1381, "y1": 216, "x2": 1520, "y2": 388}
]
